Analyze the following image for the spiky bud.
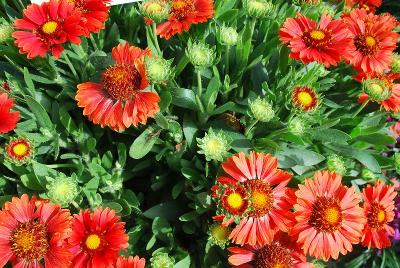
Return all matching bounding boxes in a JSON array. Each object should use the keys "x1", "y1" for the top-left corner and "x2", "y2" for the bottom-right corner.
[
  {"x1": 186, "y1": 42, "x2": 216, "y2": 68},
  {"x1": 362, "y1": 78, "x2": 391, "y2": 101},
  {"x1": 139, "y1": 0, "x2": 170, "y2": 23},
  {"x1": 244, "y1": 0, "x2": 274, "y2": 18},
  {"x1": 248, "y1": 97, "x2": 275, "y2": 123},
  {"x1": 197, "y1": 129, "x2": 231, "y2": 162},
  {"x1": 326, "y1": 154, "x2": 346, "y2": 176},
  {"x1": 145, "y1": 56, "x2": 174, "y2": 84},
  {"x1": 150, "y1": 252, "x2": 174, "y2": 268},
  {"x1": 219, "y1": 26, "x2": 239, "y2": 46},
  {"x1": 46, "y1": 175, "x2": 79, "y2": 207}
]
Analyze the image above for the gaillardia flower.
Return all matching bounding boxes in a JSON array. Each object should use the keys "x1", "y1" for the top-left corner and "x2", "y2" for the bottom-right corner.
[
  {"x1": 5, "y1": 137, "x2": 33, "y2": 164},
  {"x1": 0, "y1": 194, "x2": 72, "y2": 267},
  {"x1": 292, "y1": 86, "x2": 319, "y2": 111},
  {"x1": 150, "y1": 252, "x2": 175, "y2": 268},
  {"x1": 292, "y1": 170, "x2": 366, "y2": 261},
  {"x1": 279, "y1": 13, "x2": 352, "y2": 67},
  {"x1": 70, "y1": 0, "x2": 110, "y2": 37},
  {"x1": 69, "y1": 207, "x2": 129, "y2": 268},
  {"x1": 343, "y1": 9, "x2": 399, "y2": 73},
  {"x1": 116, "y1": 255, "x2": 146, "y2": 268},
  {"x1": 197, "y1": 128, "x2": 231, "y2": 161},
  {"x1": 213, "y1": 151, "x2": 295, "y2": 246},
  {"x1": 361, "y1": 180, "x2": 397, "y2": 249},
  {"x1": 345, "y1": 0, "x2": 382, "y2": 12},
  {"x1": 157, "y1": 0, "x2": 215, "y2": 40},
  {"x1": 0, "y1": 93, "x2": 19, "y2": 134},
  {"x1": 76, "y1": 43, "x2": 160, "y2": 131},
  {"x1": 228, "y1": 232, "x2": 311, "y2": 268},
  {"x1": 208, "y1": 221, "x2": 232, "y2": 248},
  {"x1": 46, "y1": 175, "x2": 79, "y2": 207},
  {"x1": 13, "y1": 0, "x2": 83, "y2": 58}
]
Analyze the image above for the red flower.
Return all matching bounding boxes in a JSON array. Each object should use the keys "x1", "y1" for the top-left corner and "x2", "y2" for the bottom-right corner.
[
  {"x1": 361, "y1": 180, "x2": 397, "y2": 249},
  {"x1": 279, "y1": 13, "x2": 352, "y2": 67},
  {"x1": 292, "y1": 86, "x2": 319, "y2": 111},
  {"x1": 0, "y1": 194, "x2": 72, "y2": 267},
  {"x1": 13, "y1": 0, "x2": 83, "y2": 59},
  {"x1": 76, "y1": 43, "x2": 160, "y2": 131},
  {"x1": 343, "y1": 9, "x2": 399, "y2": 73},
  {"x1": 71, "y1": 0, "x2": 110, "y2": 37},
  {"x1": 345, "y1": 0, "x2": 382, "y2": 12},
  {"x1": 157, "y1": 0, "x2": 215, "y2": 40},
  {"x1": 0, "y1": 93, "x2": 19, "y2": 134},
  {"x1": 115, "y1": 256, "x2": 146, "y2": 268},
  {"x1": 69, "y1": 207, "x2": 129, "y2": 268}
]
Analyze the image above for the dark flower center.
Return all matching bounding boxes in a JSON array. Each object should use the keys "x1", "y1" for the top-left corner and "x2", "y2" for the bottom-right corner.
[{"x1": 102, "y1": 64, "x2": 142, "y2": 100}]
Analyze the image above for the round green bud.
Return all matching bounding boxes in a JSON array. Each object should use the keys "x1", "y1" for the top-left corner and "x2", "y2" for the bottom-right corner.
[
  {"x1": 361, "y1": 168, "x2": 375, "y2": 180},
  {"x1": 244, "y1": 0, "x2": 274, "y2": 18},
  {"x1": 150, "y1": 253, "x2": 174, "y2": 268},
  {"x1": 208, "y1": 223, "x2": 232, "y2": 248},
  {"x1": 46, "y1": 175, "x2": 79, "y2": 207},
  {"x1": 0, "y1": 21, "x2": 13, "y2": 43},
  {"x1": 249, "y1": 97, "x2": 275, "y2": 123},
  {"x1": 186, "y1": 42, "x2": 216, "y2": 68},
  {"x1": 288, "y1": 117, "x2": 307, "y2": 136},
  {"x1": 326, "y1": 154, "x2": 346, "y2": 176},
  {"x1": 219, "y1": 26, "x2": 238, "y2": 46},
  {"x1": 391, "y1": 53, "x2": 400, "y2": 74},
  {"x1": 362, "y1": 78, "x2": 391, "y2": 101},
  {"x1": 145, "y1": 56, "x2": 174, "y2": 84},
  {"x1": 197, "y1": 129, "x2": 231, "y2": 162},
  {"x1": 139, "y1": 0, "x2": 170, "y2": 23}
]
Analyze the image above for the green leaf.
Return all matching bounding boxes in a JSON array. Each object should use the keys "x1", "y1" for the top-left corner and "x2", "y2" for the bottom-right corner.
[
  {"x1": 23, "y1": 67, "x2": 36, "y2": 97},
  {"x1": 102, "y1": 202, "x2": 123, "y2": 213},
  {"x1": 355, "y1": 133, "x2": 396, "y2": 145},
  {"x1": 278, "y1": 148, "x2": 325, "y2": 166},
  {"x1": 143, "y1": 201, "x2": 183, "y2": 220},
  {"x1": 129, "y1": 128, "x2": 160, "y2": 159},
  {"x1": 25, "y1": 96, "x2": 54, "y2": 130},
  {"x1": 174, "y1": 255, "x2": 191, "y2": 268},
  {"x1": 172, "y1": 88, "x2": 198, "y2": 110},
  {"x1": 310, "y1": 128, "x2": 351, "y2": 144}
]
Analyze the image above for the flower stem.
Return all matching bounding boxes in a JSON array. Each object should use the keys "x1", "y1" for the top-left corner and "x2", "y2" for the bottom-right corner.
[
  {"x1": 245, "y1": 119, "x2": 258, "y2": 137},
  {"x1": 225, "y1": 45, "x2": 230, "y2": 74},
  {"x1": 152, "y1": 22, "x2": 162, "y2": 55},
  {"x1": 197, "y1": 69, "x2": 203, "y2": 98},
  {"x1": 46, "y1": 164, "x2": 76, "y2": 169},
  {"x1": 352, "y1": 100, "x2": 369, "y2": 118}
]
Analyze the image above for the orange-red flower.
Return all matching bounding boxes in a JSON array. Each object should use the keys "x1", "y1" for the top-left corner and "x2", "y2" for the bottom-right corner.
[
  {"x1": 0, "y1": 93, "x2": 19, "y2": 134},
  {"x1": 6, "y1": 137, "x2": 33, "y2": 163},
  {"x1": 361, "y1": 180, "x2": 397, "y2": 249},
  {"x1": 345, "y1": 0, "x2": 382, "y2": 12},
  {"x1": 279, "y1": 13, "x2": 352, "y2": 67},
  {"x1": 71, "y1": 0, "x2": 110, "y2": 37},
  {"x1": 213, "y1": 151, "x2": 295, "y2": 246},
  {"x1": 76, "y1": 43, "x2": 160, "y2": 131},
  {"x1": 228, "y1": 232, "x2": 311, "y2": 268},
  {"x1": 292, "y1": 170, "x2": 366, "y2": 261},
  {"x1": 13, "y1": 0, "x2": 83, "y2": 59},
  {"x1": 69, "y1": 207, "x2": 129, "y2": 268},
  {"x1": 343, "y1": 9, "x2": 399, "y2": 73},
  {"x1": 115, "y1": 256, "x2": 146, "y2": 268},
  {"x1": 157, "y1": 0, "x2": 215, "y2": 40},
  {"x1": 0, "y1": 194, "x2": 72, "y2": 267},
  {"x1": 292, "y1": 86, "x2": 319, "y2": 111},
  {"x1": 390, "y1": 121, "x2": 400, "y2": 139}
]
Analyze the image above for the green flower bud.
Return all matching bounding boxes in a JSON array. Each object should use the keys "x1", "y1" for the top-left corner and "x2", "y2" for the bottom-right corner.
[
  {"x1": 0, "y1": 20, "x2": 13, "y2": 43},
  {"x1": 46, "y1": 175, "x2": 79, "y2": 207},
  {"x1": 248, "y1": 97, "x2": 275, "y2": 122},
  {"x1": 326, "y1": 154, "x2": 346, "y2": 176},
  {"x1": 145, "y1": 56, "x2": 174, "y2": 84},
  {"x1": 197, "y1": 129, "x2": 231, "y2": 162},
  {"x1": 219, "y1": 26, "x2": 238, "y2": 46},
  {"x1": 362, "y1": 78, "x2": 391, "y2": 101},
  {"x1": 208, "y1": 222, "x2": 232, "y2": 248},
  {"x1": 288, "y1": 117, "x2": 307, "y2": 136},
  {"x1": 394, "y1": 153, "x2": 400, "y2": 174},
  {"x1": 391, "y1": 53, "x2": 400, "y2": 74},
  {"x1": 244, "y1": 0, "x2": 274, "y2": 18},
  {"x1": 186, "y1": 42, "x2": 216, "y2": 68},
  {"x1": 293, "y1": 0, "x2": 321, "y2": 5},
  {"x1": 139, "y1": 0, "x2": 170, "y2": 23},
  {"x1": 361, "y1": 168, "x2": 375, "y2": 180},
  {"x1": 150, "y1": 252, "x2": 174, "y2": 268}
]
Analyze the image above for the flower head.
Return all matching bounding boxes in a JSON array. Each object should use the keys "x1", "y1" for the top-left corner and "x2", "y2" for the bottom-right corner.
[
  {"x1": 5, "y1": 137, "x2": 33, "y2": 165},
  {"x1": 361, "y1": 180, "x2": 397, "y2": 249},
  {"x1": 116, "y1": 255, "x2": 146, "y2": 268},
  {"x1": 46, "y1": 175, "x2": 79, "y2": 207},
  {"x1": 326, "y1": 154, "x2": 346, "y2": 176},
  {"x1": 279, "y1": 13, "x2": 352, "y2": 67},
  {"x1": 76, "y1": 43, "x2": 160, "y2": 131},
  {"x1": 0, "y1": 19, "x2": 13, "y2": 43},
  {"x1": 292, "y1": 170, "x2": 366, "y2": 261},
  {"x1": 145, "y1": 56, "x2": 174, "y2": 84},
  {"x1": 186, "y1": 42, "x2": 216, "y2": 68},
  {"x1": 292, "y1": 86, "x2": 319, "y2": 111},
  {"x1": 13, "y1": 0, "x2": 83, "y2": 58},
  {"x1": 69, "y1": 207, "x2": 129, "y2": 268},
  {"x1": 0, "y1": 194, "x2": 72, "y2": 267},
  {"x1": 197, "y1": 128, "x2": 231, "y2": 161},
  {"x1": 244, "y1": 0, "x2": 274, "y2": 18},
  {"x1": 140, "y1": 0, "x2": 171, "y2": 23},
  {"x1": 150, "y1": 252, "x2": 174, "y2": 268},
  {"x1": 345, "y1": 0, "x2": 382, "y2": 12},
  {"x1": 208, "y1": 221, "x2": 232, "y2": 248},
  {"x1": 219, "y1": 26, "x2": 238, "y2": 46},
  {"x1": 0, "y1": 93, "x2": 19, "y2": 133},
  {"x1": 248, "y1": 97, "x2": 275, "y2": 122},
  {"x1": 156, "y1": 0, "x2": 214, "y2": 40}
]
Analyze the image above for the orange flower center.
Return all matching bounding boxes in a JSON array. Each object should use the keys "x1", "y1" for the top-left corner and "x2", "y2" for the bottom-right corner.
[
  {"x1": 354, "y1": 34, "x2": 379, "y2": 56},
  {"x1": 309, "y1": 197, "x2": 343, "y2": 232},
  {"x1": 302, "y1": 29, "x2": 331, "y2": 48},
  {"x1": 102, "y1": 64, "x2": 142, "y2": 100},
  {"x1": 10, "y1": 221, "x2": 49, "y2": 260},
  {"x1": 171, "y1": 0, "x2": 195, "y2": 20},
  {"x1": 246, "y1": 180, "x2": 274, "y2": 217},
  {"x1": 41, "y1": 21, "x2": 58, "y2": 35},
  {"x1": 254, "y1": 242, "x2": 293, "y2": 268},
  {"x1": 221, "y1": 185, "x2": 249, "y2": 216},
  {"x1": 310, "y1": 30, "x2": 325, "y2": 40},
  {"x1": 292, "y1": 86, "x2": 318, "y2": 111},
  {"x1": 85, "y1": 234, "x2": 101, "y2": 250},
  {"x1": 367, "y1": 202, "x2": 387, "y2": 229}
]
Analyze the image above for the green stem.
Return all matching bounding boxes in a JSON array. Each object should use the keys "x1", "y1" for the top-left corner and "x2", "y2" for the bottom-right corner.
[
  {"x1": 267, "y1": 128, "x2": 288, "y2": 138},
  {"x1": 90, "y1": 35, "x2": 99, "y2": 51},
  {"x1": 197, "y1": 69, "x2": 203, "y2": 98},
  {"x1": 46, "y1": 164, "x2": 76, "y2": 169},
  {"x1": 245, "y1": 119, "x2": 258, "y2": 137},
  {"x1": 152, "y1": 22, "x2": 161, "y2": 55},
  {"x1": 352, "y1": 100, "x2": 369, "y2": 118},
  {"x1": 225, "y1": 45, "x2": 230, "y2": 74},
  {"x1": 62, "y1": 52, "x2": 79, "y2": 81}
]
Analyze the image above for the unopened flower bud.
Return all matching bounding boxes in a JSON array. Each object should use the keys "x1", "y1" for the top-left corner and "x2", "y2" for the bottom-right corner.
[
  {"x1": 197, "y1": 129, "x2": 231, "y2": 161},
  {"x1": 248, "y1": 97, "x2": 275, "y2": 122},
  {"x1": 0, "y1": 20, "x2": 13, "y2": 43},
  {"x1": 244, "y1": 0, "x2": 274, "y2": 18},
  {"x1": 145, "y1": 56, "x2": 174, "y2": 84},
  {"x1": 140, "y1": 0, "x2": 170, "y2": 23},
  {"x1": 47, "y1": 175, "x2": 79, "y2": 207},
  {"x1": 150, "y1": 252, "x2": 174, "y2": 268},
  {"x1": 326, "y1": 154, "x2": 346, "y2": 176},
  {"x1": 391, "y1": 53, "x2": 400, "y2": 74},
  {"x1": 219, "y1": 26, "x2": 238, "y2": 46},
  {"x1": 362, "y1": 78, "x2": 391, "y2": 101},
  {"x1": 186, "y1": 42, "x2": 216, "y2": 68},
  {"x1": 208, "y1": 222, "x2": 232, "y2": 248}
]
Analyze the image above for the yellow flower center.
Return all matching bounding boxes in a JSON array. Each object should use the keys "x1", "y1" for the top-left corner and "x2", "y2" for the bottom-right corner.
[
  {"x1": 324, "y1": 207, "x2": 341, "y2": 225},
  {"x1": 297, "y1": 91, "x2": 313, "y2": 106},
  {"x1": 365, "y1": 36, "x2": 376, "y2": 47},
  {"x1": 370, "y1": 83, "x2": 384, "y2": 94},
  {"x1": 85, "y1": 234, "x2": 101, "y2": 250},
  {"x1": 310, "y1": 30, "x2": 325, "y2": 40},
  {"x1": 377, "y1": 210, "x2": 386, "y2": 223},
  {"x1": 227, "y1": 193, "x2": 244, "y2": 209},
  {"x1": 12, "y1": 143, "x2": 29, "y2": 157},
  {"x1": 41, "y1": 21, "x2": 58, "y2": 34},
  {"x1": 146, "y1": 2, "x2": 163, "y2": 13}
]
